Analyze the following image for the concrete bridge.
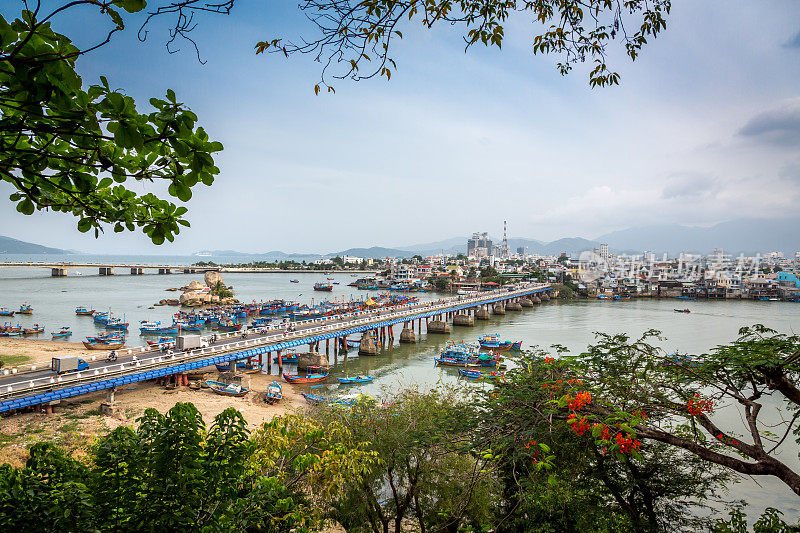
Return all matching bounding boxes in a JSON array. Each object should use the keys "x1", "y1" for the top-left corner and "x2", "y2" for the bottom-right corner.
[
  {"x1": 0, "y1": 262, "x2": 380, "y2": 277},
  {"x1": 0, "y1": 283, "x2": 553, "y2": 413}
]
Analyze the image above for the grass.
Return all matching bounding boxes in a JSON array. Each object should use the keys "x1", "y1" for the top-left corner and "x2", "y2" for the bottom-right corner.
[
  {"x1": 65, "y1": 409, "x2": 98, "y2": 420},
  {"x1": 57, "y1": 421, "x2": 80, "y2": 433},
  {"x1": 0, "y1": 353, "x2": 31, "y2": 367}
]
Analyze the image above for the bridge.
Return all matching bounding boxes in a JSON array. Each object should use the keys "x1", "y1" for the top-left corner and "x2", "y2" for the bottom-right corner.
[
  {"x1": 0, "y1": 262, "x2": 379, "y2": 277},
  {"x1": 0, "y1": 283, "x2": 553, "y2": 413}
]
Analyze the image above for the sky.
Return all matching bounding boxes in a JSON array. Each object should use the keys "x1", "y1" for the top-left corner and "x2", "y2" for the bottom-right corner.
[{"x1": 1, "y1": 0, "x2": 799, "y2": 255}]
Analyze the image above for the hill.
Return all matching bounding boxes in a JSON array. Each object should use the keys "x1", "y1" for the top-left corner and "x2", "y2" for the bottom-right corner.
[{"x1": 0, "y1": 235, "x2": 69, "y2": 254}]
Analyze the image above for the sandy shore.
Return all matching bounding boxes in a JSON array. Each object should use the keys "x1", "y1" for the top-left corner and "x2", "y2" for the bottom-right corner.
[{"x1": 0, "y1": 337, "x2": 95, "y2": 368}]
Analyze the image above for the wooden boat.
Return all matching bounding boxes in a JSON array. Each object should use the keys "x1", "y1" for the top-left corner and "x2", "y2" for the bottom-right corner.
[
  {"x1": 266, "y1": 381, "x2": 282, "y2": 404},
  {"x1": 273, "y1": 353, "x2": 298, "y2": 364},
  {"x1": 313, "y1": 282, "x2": 333, "y2": 292},
  {"x1": 465, "y1": 362, "x2": 507, "y2": 370},
  {"x1": 146, "y1": 336, "x2": 175, "y2": 347},
  {"x1": 205, "y1": 380, "x2": 249, "y2": 397},
  {"x1": 290, "y1": 279, "x2": 300, "y2": 283},
  {"x1": 674, "y1": 309, "x2": 691, "y2": 313},
  {"x1": 283, "y1": 366, "x2": 329, "y2": 384},
  {"x1": 338, "y1": 375, "x2": 373, "y2": 385},
  {"x1": 51, "y1": 328, "x2": 72, "y2": 338},
  {"x1": 0, "y1": 308, "x2": 15, "y2": 317},
  {"x1": 301, "y1": 392, "x2": 356, "y2": 406},
  {"x1": 613, "y1": 295, "x2": 630, "y2": 301},
  {"x1": 22, "y1": 325, "x2": 44, "y2": 335},
  {"x1": 17, "y1": 304, "x2": 33, "y2": 315},
  {"x1": 478, "y1": 334, "x2": 522, "y2": 351},
  {"x1": 676, "y1": 296, "x2": 696, "y2": 300},
  {"x1": 215, "y1": 361, "x2": 262, "y2": 373},
  {"x1": 83, "y1": 340, "x2": 124, "y2": 350},
  {"x1": 0, "y1": 331, "x2": 22, "y2": 337},
  {"x1": 75, "y1": 307, "x2": 95, "y2": 316},
  {"x1": 458, "y1": 368, "x2": 505, "y2": 380}
]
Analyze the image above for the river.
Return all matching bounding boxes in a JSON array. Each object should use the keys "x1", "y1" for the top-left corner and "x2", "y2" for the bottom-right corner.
[{"x1": 0, "y1": 264, "x2": 798, "y2": 519}]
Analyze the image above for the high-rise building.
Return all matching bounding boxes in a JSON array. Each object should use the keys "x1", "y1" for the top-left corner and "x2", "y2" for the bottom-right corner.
[
  {"x1": 516, "y1": 246, "x2": 526, "y2": 256},
  {"x1": 467, "y1": 232, "x2": 493, "y2": 258},
  {"x1": 600, "y1": 243, "x2": 609, "y2": 261}
]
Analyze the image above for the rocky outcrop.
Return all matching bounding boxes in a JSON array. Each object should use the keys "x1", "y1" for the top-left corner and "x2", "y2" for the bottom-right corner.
[
  {"x1": 453, "y1": 314, "x2": 474, "y2": 327},
  {"x1": 298, "y1": 351, "x2": 327, "y2": 370},
  {"x1": 399, "y1": 327, "x2": 416, "y2": 343},
  {"x1": 183, "y1": 280, "x2": 205, "y2": 291},
  {"x1": 427, "y1": 320, "x2": 451, "y2": 334},
  {"x1": 359, "y1": 332, "x2": 378, "y2": 355},
  {"x1": 204, "y1": 271, "x2": 223, "y2": 287}
]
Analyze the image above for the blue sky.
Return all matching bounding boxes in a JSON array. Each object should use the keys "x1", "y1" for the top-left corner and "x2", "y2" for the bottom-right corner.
[{"x1": 2, "y1": 1, "x2": 799, "y2": 254}]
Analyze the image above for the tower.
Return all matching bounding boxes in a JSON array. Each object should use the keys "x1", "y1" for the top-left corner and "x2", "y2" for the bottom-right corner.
[{"x1": 501, "y1": 221, "x2": 510, "y2": 259}]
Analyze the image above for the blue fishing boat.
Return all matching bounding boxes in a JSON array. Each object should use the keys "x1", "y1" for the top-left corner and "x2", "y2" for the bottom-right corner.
[
  {"x1": 338, "y1": 375, "x2": 373, "y2": 385},
  {"x1": 51, "y1": 327, "x2": 72, "y2": 339},
  {"x1": 205, "y1": 380, "x2": 249, "y2": 397},
  {"x1": 676, "y1": 296, "x2": 696, "y2": 300},
  {"x1": 0, "y1": 308, "x2": 15, "y2": 317},
  {"x1": 17, "y1": 303, "x2": 33, "y2": 315},
  {"x1": 290, "y1": 279, "x2": 300, "y2": 283},
  {"x1": 266, "y1": 381, "x2": 282, "y2": 404},
  {"x1": 139, "y1": 321, "x2": 178, "y2": 334},
  {"x1": 273, "y1": 353, "x2": 299, "y2": 364},
  {"x1": 478, "y1": 334, "x2": 522, "y2": 351},
  {"x1": 301, "y1": 392, "x2": 356, "y2": 406},
  {"x1": 458, "y1": 368, "x2": 505, "y2": 380},
  {"x1": 105, "y1": 317, "x2": 129, "y2": 330},
  {"x1": 75, "y1": 306, "x2": 95, "y2": 316}
]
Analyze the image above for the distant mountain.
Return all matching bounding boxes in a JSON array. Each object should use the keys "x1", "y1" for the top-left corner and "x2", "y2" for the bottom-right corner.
[
  {"x1": 596, "y1": 218, "x2": 800, "y2": 256},
  {"x1": 0, "y1": 235, "x2": 69, "y2": 254},
  {"x1": 330, "y1": 247, "x2": 417, "y2": 259},
  {"x1": 394, "y1": 237, "x2": 470, "y2": 253}
]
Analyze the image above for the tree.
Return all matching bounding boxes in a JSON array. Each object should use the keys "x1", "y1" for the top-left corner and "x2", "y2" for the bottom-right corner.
[
  {"x1": 475, "y1": 347, "x2": 734, "y2": 531},
  {"x1": 0, "y1": 403, "x2": 376, "y2": 532},
  {"x1": 310, "y1": 389, "x2": 499, "y2": 533},
  {"x1": 257, "y1": 0, "x2": 670, "y2": 89},
  {"x1": 502, "y1": 326, "x2": 800, "y2": 497},
  {"x1": 1, "y1": 1, "x2": 229, "y2": 244},
  {"x1": 331, "y1": 255, "x2": 345, "y2": 267}
]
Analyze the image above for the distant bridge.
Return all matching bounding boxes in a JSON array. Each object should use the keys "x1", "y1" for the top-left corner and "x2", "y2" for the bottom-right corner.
[
  {"x1": 0, "y1": 283, "x2": 553, "y2": 413},
  {"x1": 0, "y1": 262, "x2": 379, "y2": 277}
]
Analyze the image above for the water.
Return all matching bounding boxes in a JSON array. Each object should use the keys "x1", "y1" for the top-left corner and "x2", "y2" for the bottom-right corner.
[{"x1": 0, "y1": 262, "x2": 798, "y2": 518}]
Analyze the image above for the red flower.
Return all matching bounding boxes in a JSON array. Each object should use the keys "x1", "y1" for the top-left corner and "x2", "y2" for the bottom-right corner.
[{"x1": 567, "y1": 391, "x2": 592, "y2": 411}]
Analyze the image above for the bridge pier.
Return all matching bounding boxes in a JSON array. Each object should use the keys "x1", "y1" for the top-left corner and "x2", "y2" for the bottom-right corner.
[
  {"x1": 453, "y1": 313, "x2": 474, "y2": 327},
  {"x1": 51, "y1": 267, "x2": 67, "y2": 277},
  {"x1": 130, "y1": 267, "x2": 143, "y2": 275},
  {"x1": 99, "y1": 267, "x2": 114, "y2": 276},
  {"x1": 399, "y1": 322, "x2": 416, "y2": 343},
  {"x1": 359, "y1": 331, "x2": 378, "y2": 355},
  {"x1": 158, "y1": 268, "x2": 172, "y2": 275}
]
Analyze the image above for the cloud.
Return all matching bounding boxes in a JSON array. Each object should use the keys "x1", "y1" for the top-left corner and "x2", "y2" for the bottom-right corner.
[
  {"x1": 784, "y1": 30, "x2": 800, "y2": 49},
  {"x1": 660, "y1": 172, "x2": 719, "y2": 200},
  {"x1": 739, "y1": 98, "x2": 800, "y2": 146}
]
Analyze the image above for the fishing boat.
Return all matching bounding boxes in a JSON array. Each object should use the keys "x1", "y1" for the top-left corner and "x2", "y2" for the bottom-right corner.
[
  {"x1": 613, "y1": 295, "x2": 630, "y2": 301},
  {"x1": 266, "y1": 381, "x2": 282, "y2": 404},
  {"x1": 1, "y1": 323, "x2": 21, "y2": 333},
  {"x1": 105, "y1": 318, "x2": 129, "y2": 331},
  {"x1": 75, "y1": 307, "x2": 95, "y2": 316},
  {"x1": 338, "y1": 375, "x2": 373, "y2": 385},
  {"x1": 313, "y1": 282, "x2": 333, "y2": 292},
  {"x1": 217, "y1": 321, "x2": 242, "y2": 332},
  {"x1": 205, "y1": 380, "x2": 249, "y2": 397},
  {"x1": 83, "y1": 340, "x2": 124, "y2": 350},
  {"x1": 478, "y1": 334, "x2": 522, "y2": 351},
  {"x1": 146, "y1": 336, "x2": 175, "y2": 347},
  {"x1": 674, "y1": 309, "x2": 691, "y2": 313},
  {"x1": 0, "y1": 331, "x2": 22, "y2": 337},
  {"x1": 301, "y1": 392, "x2": 357, "y2": 407},
  {"x1": 17, "y1": 303, "x2": 33, "y2": 315},
  {"x1": 215, "y1": 361, "x2": 262, "y2": 373},
  {"x1": 273, "y1": 353, "x2": 299, "y2": 364},
  {"x1": 290, "y1": 279, "x2": 300, "y2": 283},
  {"x1": 51, "y1": 327, "x2": 72, "y2": 338},
  {"x1": 458, "y1": 368, "x2": 505, "y2": 380},
  {"x1": 139, "y1": 321, "x2": 178, "y2": 334},
  {"x1": 283, "y1": 365, "x2": 329, "y2": 384},
  {"x1": 345, "y1": 339, "x2": 360, "y2": 349},
  {"x1": 22, "y1": 324, "x2": 44, "y2": 335},
  {"x1": 0, "y1": 308, "x2": 14, "y2": 317},
  {"x1": 676, "y1": 296, "x2": 696, "y2": 300}
]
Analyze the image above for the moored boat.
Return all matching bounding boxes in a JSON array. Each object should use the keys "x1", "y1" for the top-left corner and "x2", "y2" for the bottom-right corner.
[
  {"x1": 75, "y1": 306, "x2": 95, "y2": 316},
  {"x1": 22, "y1": 324, "x2": 44, "y2": 335},
  {"x1": 51, "y1": 327, "x2": 72, "y2": 338},
  {"x1": 0, "y1": 308, "x2": 14, "y2": 317},
  {"x1": 313, "y1": 282, "x2": 333, "y2": 292},
  {"x1": 338, "y1": 375, "x2": 373, "y2": 385},
  {"x1": 205, "y1": 380, "x2": 249, "y2": 397},
  {"x1": 266, "y1": 381, "x2": 282, "y2": 403},
  {"x1": 290, "y1": 279, "x2": 300, "y2": 283},
  {"x1": 478, "y1": 334, "x2": 522, "y2": 351},
  {"x1": 273, "y1": 353, "x2": 299, "y2": 364},
  {"x1": 17, "y1": 303, "x2": 33, "y2": 314},
  {"x1": 674, "y1": 309, "x2": 691, "y2": 313},
  {"x1": 283, "y1": 365, "x2": 329, "y2": 384},
  {"x1": 82, "y1": 340, "x2": 124, "y2": 350},
  {"x1": 458, "y1": 368, "x2": 505, "y2": 380},
  {"x1": 301, "y1": 392, "x2": 357, "y2": 406}
]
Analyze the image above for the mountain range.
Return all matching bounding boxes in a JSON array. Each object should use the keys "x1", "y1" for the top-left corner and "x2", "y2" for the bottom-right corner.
[{"x1": 3, "y1": 217, "x2": 797, "y2": 257}]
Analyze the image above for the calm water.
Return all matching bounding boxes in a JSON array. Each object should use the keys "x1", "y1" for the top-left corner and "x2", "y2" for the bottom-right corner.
[{"x1": 0, "y1": 263, "x2": 798, "y2": 518}]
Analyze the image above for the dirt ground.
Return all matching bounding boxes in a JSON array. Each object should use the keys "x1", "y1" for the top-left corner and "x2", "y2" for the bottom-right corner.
[
  {"x1": 0, "y1": 359, "x2": 305, "y2": 468},
  {"x1": 0, "y1": 337, "x2": 95, "y2": 368}
]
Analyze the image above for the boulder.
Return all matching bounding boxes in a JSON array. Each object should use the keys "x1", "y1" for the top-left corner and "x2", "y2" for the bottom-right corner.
[
  {"x1": 427, "y1": 320, "x2": 451, "y2": 333},
  {"x1": 204, "y1": 271, "x2": 223, "y2": 287},
  {"x1": 399, "y1": 327, "x2": 416, "y2": 343},
  {"x1": 298, "y1": 351, "x2": 327, "y2": 370},
  {"x1": 453, "y1": 314, "x2": 474, "y2": 327},
  {"x1": 358, "y1": 332, "x2": 378, "y2": 355},
  {"x1": 185, "y1": 280, "x2": 205, "y2": 291},
  {"x1": 179, "y1": 292, "x2": 211, "y2": 306}
]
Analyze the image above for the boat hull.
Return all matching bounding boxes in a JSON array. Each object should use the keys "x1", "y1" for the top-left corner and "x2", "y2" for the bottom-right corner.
[
  {"x1": 283, "y1": 372, "x2": 329, "y2": 384},
  {"x1": 83, "y1": 341, "x2": 124, "y2": 350},
  {"x1": 205, "y1": 380, "x2": 249, "y2": 397},
  {"x1": 338, "y1": 375, "x2": 373, "y2": 385}
]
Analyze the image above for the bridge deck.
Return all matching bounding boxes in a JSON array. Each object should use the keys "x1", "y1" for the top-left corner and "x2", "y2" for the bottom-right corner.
[{"x1": 0, "y1": 284, "x2": 551, "y2": 412}]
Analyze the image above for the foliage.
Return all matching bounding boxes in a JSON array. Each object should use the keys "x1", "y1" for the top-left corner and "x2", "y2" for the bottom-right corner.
[
  {"x1": 257, "y1": 0, "x2": 670, "y2": 89},
  {"x1": 210, "y1": 280, "x2": 234, "y2": 299},
  {"x1": 712, "y1": 507, "x2": 799, "y2": 533},
  {"x1": 309, "y1": 388, "x2": 500, "y2": 533},
  {"x1": 433, "y1": 276, "x2": 450, "y2": 291},
  {"x1": 475, "y1": 346, "x2": 733, "y2": 532},
  {"x1": 0, "y1": 2, "x2": 226, "y2": 243},
  {"x1": 0, "y1": 403, "x2": 374, "y2": 532}
]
